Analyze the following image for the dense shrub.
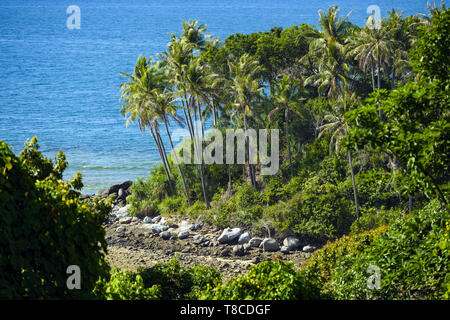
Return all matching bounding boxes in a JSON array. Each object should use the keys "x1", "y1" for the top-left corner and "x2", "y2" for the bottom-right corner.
[
  {"x1": 330, "y1": 200, "x2": 449, "y2": 299},
  {"x1": 298, "y1": 226, "x2": 387, "y2": 296},
  {"x1": 94, "y1": 269, "x2": 161, "y2": 300},
  {"x1": 138, "y1": 258, "x2": 221, "y2": 300},
  {"x1": 263, "y1": 176, "x2": 354, "y2": 243},
  {"x1": 199, "y1": 260, "x2": 320, "y2": 300},
  {"x1": 0, "y1": 138, "x2": 110, "y2": 299}
]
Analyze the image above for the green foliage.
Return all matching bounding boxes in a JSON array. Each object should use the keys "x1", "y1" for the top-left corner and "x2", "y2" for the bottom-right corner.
[
  {"x1": 349, "y1": 207, "x2": 404, "y2": 234},
  {"x1": 158, "y1": 196, "x2": 186, "y2": 216},
  {"x1": 94, "y1": 269, "x2": 161, "y2": 300},
  {"x1": 199, "y1": 260, "x2": 317, "y2": 300},
  {"x1": 330, "y1": 200, "x2": 449, "y2": 299},
  {"x1": 0, "y1": 138, "x2": 110, "y2": 299},
  {"x1": 263, "y1": 176, "x2": 354, "y2": 243},
  {"x1": 138, "y1": 258, "x2": 221, "y2": 300},
  {"x1": 299, "y1": 226, "x2": 388, "y2": 296}
]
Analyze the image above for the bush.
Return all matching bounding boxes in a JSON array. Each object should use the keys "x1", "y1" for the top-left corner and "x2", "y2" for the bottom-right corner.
[
  {"x1": 158, "y1": 196, "x2": 186, "y2": 216},
  {"x1": 263, "y1": 176, "x2": 354, "y2": 243},
  {"x1": 138, "y1": 258, "x2": 221, "y2": 300},
  {"x1": 330, "y1": 200, "x2": 449, "y2": 299},
  {"x1": 0, "y1": 138, "x2": 110, "y2": 299},
  {"x1": 198, "y1": 260, "x2": 318, "y2": 300},
  {"x1": 350, "y1": 207, "x2": 404, "y2": 234},
  {"x1": 94, "y1": 269, "x2": 161, "y2": 300},
  {"x1": 299, "y1": 226, "x2": 387, "y2": 297}
]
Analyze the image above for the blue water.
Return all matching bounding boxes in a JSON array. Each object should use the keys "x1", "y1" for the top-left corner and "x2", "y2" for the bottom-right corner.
[{"x1": 0, "y1": 0, "x2": 441, "y2": 193}]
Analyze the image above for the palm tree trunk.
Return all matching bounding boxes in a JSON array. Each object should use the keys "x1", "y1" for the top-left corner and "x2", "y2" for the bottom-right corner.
[
  {"x1": 285, "y1": 108, "x2": 293, "y2": 177},
  {"x1": 370, "y1": 56, "x2": 376, "y2": 92},
  {"x1": 377, "y1": 53, "x2": 384, "y2": 121},
  {"x1": 163, "y1": 115, "x2": 191, "y2": 206},
  {"x1": 408, "y1": 194, "x2": 413, "y2": 213},
  {"x1": 150, "y1": 126, "x2": 174, "y2": 195},
  {"x1": 244, "y1": 109, "x2": 256, "y2": 188},
  {"x1": 348, "y1": 150, "x2": 359, "y2": 218}
]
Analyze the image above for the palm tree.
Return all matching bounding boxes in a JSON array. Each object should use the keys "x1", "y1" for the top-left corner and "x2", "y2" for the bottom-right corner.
[
  {"x1": 317, "y1": 87, "x2": 360, "y2": 218},
  {"x1": 227, "y1": 53, "x2": 263, "y2": 188},
  {"x1": 119, "y1": 56, "x2": 174, "y2": 194},
  {"x1": 163, "y1": 37, "x2": 212, "y2": 208},
  {"x1": 153, "y1": 88, "x2": 192, "y2": 206},
  {"x1": 303, "y1": 6, "x2": 352, "y2": 100},
  {"x1": 269, "y1": 74, "x2": 307, "y2": 177}
]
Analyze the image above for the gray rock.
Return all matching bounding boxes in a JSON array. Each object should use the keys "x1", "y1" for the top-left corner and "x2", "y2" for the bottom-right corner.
[
  {"x1": 243, "y1": 243, "x2": 252, "y2": 251},
  {"x1": 260, "y1": 238, "x2": 279, "y2": 252},
  {"x1": 178, "y1": 230, "x2": 190, "y2": 239},
  {"x1": 238, "y1": 232, "x2": 251, "y2": 244},
  {"x1": 217, "y1": 228, "x2": 242, "y2": 244},
  {"x1": 152, "y1": 224, "x2": 168, "y2": 234},
  {"x1": 193, "y1": 234, "x2": 205, "y2": 244},
  {"x1": 143, "y1": 216, "x2": 152, "y2": 224},
  {"x1": 131, "y1": 217, "x2": 139, "y2": 222},
  {"x1": 281, "y1": 246, "x2": 290, "y2": 254},
  {"x1": 108, "y1": 181, "x2": 132, "y2": 195},
  {"x1": 248, "y1": 237, "x2": 263, "y2": 247},
  {"x1": 118, "y1": 188, "x2": 124, "y2": 199},
  {"x1": 116, "y1": 226, "x2": 125, "y2": 233},
  {"x1": 302, "y1": 245, "x2": 315, "y2": 253},
  {"x1": 190, "y1": 223, "x2": 202, "y2": 231},
  {"x1": 116, "y1": 205, "x2": 131, "y2": 219},
  {"x1": 159, "y1": 217, "x2": 167, "y2": 225},
  {"x1": 160, "y1": 231, "x2": 171, "y2": 240},
  {"x1": 233, "y1": 245, "x2": 245, "y2": 256},
  {"x1": 152, "y1": 216, "x2": 161, "y2": 224},
  {"x1": 283, "y1": 236, "x2": 301, "y2": 250},
  {"x1": 119, "y1": 217, "x2": 132, "y2": 224}
]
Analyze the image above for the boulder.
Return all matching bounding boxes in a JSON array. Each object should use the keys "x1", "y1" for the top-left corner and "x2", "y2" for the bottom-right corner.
[
  {"x1": 178, "y1": 230, "x2": 190, "y2": 239},
  {"x1": 160, "y1": 231, "x2": 171, "y2": 240},
  {"x1": 152, "y1": 224, "x2": 168, "y2": 234},
  {"x1": 143, "y1": 216, "x2": 152, "y2": 224},
  {"x1": 108, "y1": 180, "x2": 133, "y2": 195},
  {"x1": 119, "y1": 217, "x2": 132, "y2": 224},
  {"x1": 302, "y1": 245, "x2": 315, "y2": 253},
  {"x1": 233, "y1": 245, "x2": 245, "y2": 256},
  {"x1": 283, "y1": 236, "x2": 301, "y2": 250},
  {"x1": 281, "y1": 246, "x2": 290, "y2": 254},
  {"x1": 260, "y1": 238, "x2": 279, "y2": 252},
  {"x1": 238, "y1": 232, "x2": 251, "y2": 244},
  {"x1": 217, "y1": 228, "x2": 242, "y2": 244},
  {"x1": 193, "y1": 234, "x2": 205, "y2": 244},
  {"x1": 115, "y1": 204, "x2": 130, "y2": 219},
  {"x1": 248, "y1": 237, "x2": 263, "y2": 247}
]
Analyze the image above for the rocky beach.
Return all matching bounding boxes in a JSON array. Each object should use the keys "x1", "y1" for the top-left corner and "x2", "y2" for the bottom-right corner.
[{"x1": 89, "y1": 181, "x2": 317, "y2": 280}]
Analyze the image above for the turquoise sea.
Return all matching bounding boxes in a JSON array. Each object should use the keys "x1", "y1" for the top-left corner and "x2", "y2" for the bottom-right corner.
[{"x1": 0, "y1": 0, "x2": 441, "y2": 193}]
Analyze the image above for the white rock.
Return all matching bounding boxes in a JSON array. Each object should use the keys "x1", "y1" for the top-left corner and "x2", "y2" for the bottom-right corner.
[
  {"x1": 302, "y1": 245, "x2": 315, "y2": 253},
  {"x1": 119, "y1": 217, "x2": 132, "y2": 224},
  {"x1": 260, "y1": 238, "x2": 279, "y2": 252},
  {"x1": 238, "y1": 232, "x2": 251, "y2": 244},
  {"x1": 131, "y1": 217, "x2": 139, "y2": 222},
  {"x1": 116, "y1": 204, "x2": 131, "y2": 218},
  {"x1": 143, "y1": 216, "x2": 152, "y2": 224},
  {"x1": 159, "y1": 217, "x2": 167, "y2": 225},
  {"x1": 248, "y1": 238, "x2": 263, "y2": 247},
  {"x1": 152, "y1": 216, "x2": 161, "y2": 224},
  {"x1": 193, "y1": 234, "x2": 205, "y2": 244},
  {"x1": 217, "y1": 228, "x2": 242, "y2": 244},
  {"x1": 283, "y1": 236, "x2": 300, "y2": 250},
  {"x1": 116, "y1": 226, "x2": 125, "y2": 233}
]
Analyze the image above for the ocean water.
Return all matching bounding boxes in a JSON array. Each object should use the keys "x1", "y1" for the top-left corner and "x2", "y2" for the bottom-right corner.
[{"x1": 0, "y1": 0, "x2": 440, "y2": 194}]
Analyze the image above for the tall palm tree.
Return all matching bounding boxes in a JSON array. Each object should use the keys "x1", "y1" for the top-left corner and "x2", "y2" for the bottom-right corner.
[
  {"x1": 163, "y1": 37, "x2": 212, "y2": 208},
  {"x1": 269, "y1": 74, "x2": 307, "y2": 177},
  {"x1": 119, "y1": 56, "x2": 174, "y2": 194},
  {"x1": 153, "y1": 88, "x2": 192, "y2": 206},
  {"x1": 317, "y1": 87, "x2": 360, "y2": 218},
  {"x1": 227, "y1": 53, "x2": 263, "y2": 188},
  {"x1": 303, "y1": 6, "x2": 352, "y2": 100}
]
